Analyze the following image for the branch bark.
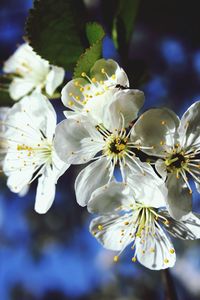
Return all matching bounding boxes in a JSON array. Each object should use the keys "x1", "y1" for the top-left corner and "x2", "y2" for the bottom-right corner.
[{"x1": 162, "y1": 269, "x2": 179, "y2": 300}]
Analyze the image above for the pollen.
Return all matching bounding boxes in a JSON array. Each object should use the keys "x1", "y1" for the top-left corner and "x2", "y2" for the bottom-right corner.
[
  {"x1": 132, "y1": 257, "x2": 137, "y2": 262},
  {"x1": 164, "y1": 258, "x2": 169, "y2": 264},
  {"x1": 169, "y1": 248, "x2": 175, "y2": 254},
  {"x1": 68, "y1": 101, "x2": 74, "y2": 106},
  {"x1": 81, "y1": 72, "x2": 86, "y2": 77},
  {"x1": 92, "y1": 77, "x2": 96, "y2": 83},
  {"x1": 113, "y1": 255, "x2": 119, "y2": 263},
  {"x1": 98, "y1": 224, "x2": 103, "y2": 231},
  {"x1": 161, "y1": 120, "x2": 166, "y2": 125},
  {"x1": 150, "y1": 248, "x2": 155, "y2": 253}
]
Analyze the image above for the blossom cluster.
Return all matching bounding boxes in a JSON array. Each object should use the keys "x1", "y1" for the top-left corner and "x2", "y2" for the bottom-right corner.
[{"x1": 1, "y1": 43, "x2": 200, "y2": 270}]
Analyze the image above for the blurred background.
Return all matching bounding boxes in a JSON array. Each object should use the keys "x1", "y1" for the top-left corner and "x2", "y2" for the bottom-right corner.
[{"x1": 1, "y1": 0, "x2": 200, "y2": 299}]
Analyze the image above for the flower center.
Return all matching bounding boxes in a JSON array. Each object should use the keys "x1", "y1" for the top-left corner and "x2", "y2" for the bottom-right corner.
[
  {"x1": 165, "y1": 152, "x2": 187, "y2": 169},
  {"x1": 104, "y1": 134, "x2": 128, "y2": 159},
  {"x1": 108, "y1": 137, "x2": 127, "y2": 154}
]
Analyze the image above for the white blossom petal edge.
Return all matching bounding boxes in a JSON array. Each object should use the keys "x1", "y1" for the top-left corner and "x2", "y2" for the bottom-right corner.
[
  {"x1": 3, "y1": 93, "x2": 69, "y2": 213},
  {"x1": 3, "y1": 43, "x2": 65, "y2": 100},
  {"x1": 88, "y1": 173, "x2": 200, "y2": 270}
]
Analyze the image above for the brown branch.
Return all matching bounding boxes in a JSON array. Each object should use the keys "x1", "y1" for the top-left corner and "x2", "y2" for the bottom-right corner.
[{"x1": 162, "y1": 269, "x2": 179, "y2": 300}]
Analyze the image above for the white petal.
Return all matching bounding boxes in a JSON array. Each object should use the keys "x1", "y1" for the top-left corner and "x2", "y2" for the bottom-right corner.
[
  {"x1": 136, "y1": 224, "x2": 176, "y2": 270},
  {"x1": 104, "y1": 89, "x2": 144, "y2": 131},
  {"x1": 131, "y1": 108, "x2": 180, "y2": 156},
  {"x1": 166, "y1": 173, "x2": 192, "y2": 220},
  {"x1": 126, "y1": 162, "x2": 167, "y2": 208},
  {"x1": 51, "y1": 149, "x2": 70, "y2": 181},
  {"x1": 75, "y1": 157, "x2": 113, "y2": 206},
  {"x1": 18, "y1": 184, "x2": 30, "y2": 197},
  {"x1": 178, "y1": 101, "x2": 200, "y2": 148},
  {"x1": 54, "y1": 117, "x2": 103, "y2": 164},
  {"x1": 61, "y1": 78, "x2": 88, "y2": 111},
  {"x1": 90, "y1": 58, "x2": 129, "y2": 87},
  {"x1": 34, "y1": 152, "x2": 68, "y2": 214},
  {"x1": 34, "y1": 168, "x2": 56, "y2": 214},
  {"x1": 89, "y1": 214, "x2": 134, "y2": 251},
  {"x1": 45, "y1": 66, "x2": 65, "y2": 96},
  {"x1": 9, "y1": 78, "x2": 35, "y2": 100},
  {"x1": 88, "y1": 181, "x2": 132, "y2": 214},
  {"x1": 6, "y1": 93, "x2": 57, "y2": 141},
  {"x1": 3, "y1": 151, "x2": 35, "y2": 193},
  {"x1": 155, "y1": 159, "x2": 167, "y2": 180},
  {"x1": 162, "y1": 210, "x2": 200, "y2": 239}
]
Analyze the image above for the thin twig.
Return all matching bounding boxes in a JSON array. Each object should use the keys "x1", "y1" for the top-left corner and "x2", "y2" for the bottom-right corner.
[{"x1": 162, "y1": 269, "x2": 179, "y2": 300}]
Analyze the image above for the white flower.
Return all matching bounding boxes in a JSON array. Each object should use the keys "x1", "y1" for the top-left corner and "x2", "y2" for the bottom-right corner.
[
  {"x1": 3, "y1": 93, "x2": 69, "y2": 213},
  {"x1": 0, "y1": 107, "x2": 10, "y2": 167},
  {"x1": 3, "y1": 43, "x2": 65, "y2": 101},
  {"x1": 61, "y1": 58, "x2": 130, "y2": 120},
  {"x1": 131, "y1": 102, "x2": 200, "y2": 220},
  {"x1": 88, "y1": 173, "x2": 200, "y2": 270},
  {"x1": 54, "y1": 89, "x2": 156, "y2": 207}
]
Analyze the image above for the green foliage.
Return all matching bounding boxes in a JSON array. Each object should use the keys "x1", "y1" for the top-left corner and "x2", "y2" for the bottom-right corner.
[
  {"x1": 0, "y1": 76, "x2": 13, "y2": 106},
  {"x1": 25, "y1": 0, "x2": 85, "y2": 70},
  {"x1": 86, "y1": 22, "x2": 105, "y2": 45},
  {"x1": 102, "y1": 0, "x2": 140, "y2": 49},
  {"x1": 73, "y1": 22, "x2": 105, "y2": 78}
]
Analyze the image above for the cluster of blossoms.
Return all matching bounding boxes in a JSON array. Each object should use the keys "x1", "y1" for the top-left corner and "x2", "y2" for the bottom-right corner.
[{"x1": 1, "y1": 43, "x2": 200, "y2": 270}]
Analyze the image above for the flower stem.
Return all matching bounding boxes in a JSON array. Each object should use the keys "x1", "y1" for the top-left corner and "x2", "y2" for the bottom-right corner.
[{"x1": 162, "y1": 269, "x2": 179, "y2": 300}]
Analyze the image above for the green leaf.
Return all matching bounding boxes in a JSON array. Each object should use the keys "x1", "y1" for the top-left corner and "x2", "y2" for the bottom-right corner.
[
  {"x1": 0, "y1": 88, "x2": 13, "y2": 106},
  {"x1": 25, "y1": 0, "x2": 85, "y2": 70},
  {"x1": 86, "y1": 22, "x2": 105, "y2": 45},
  {"x1": 73, "y1": 22, "x2": 105, "y2": 78}
]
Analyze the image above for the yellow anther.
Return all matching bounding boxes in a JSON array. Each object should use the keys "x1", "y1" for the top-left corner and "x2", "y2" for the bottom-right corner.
[
  {"x1": 68, "y1": 101, "x2": 74, "y2": 106},
  {"x1": 124, "y1": 221, "x2": 129, "y2": 225},
  {"x1": 81, "y1": 72, "x2": 86, "y2": 77},
  {"x1": 98, "y1": 224, "x2": 103, "y2": 231},
  {"x1": 164, "y1": 258, "x2": 169, "y2": 264},
  {"x1": 111, "y1": 74, "x2": 116, "y2": 80},
  {"x1": 150, "y1": 248, "x2": 155, "y2": 253},
  {"x1": 160, "y1": 140, "x2": 165, "y2": 145},
  {"x1": 92, "y1": 77, "x2": 97, "y2": 83},
  {"x1": 75, "y1": 96, "x2": 80, "y2": 100},
  {"x1": 74, "y1": 81, "x2": 79, "y2": 86},
  {"x1": 100, "y1": 80, "x2": 104, "y2": 84},
  {"x1": 113, "y1": 255, "x2": 119, "y2": 263},
  {"x1": 92, "y1": 231, "x2": 97, "y2": 236},
  {"x1": 169, "y1": 248, "x2": 175, "y2": 254},
  {"x1": 161, "y1": 121, "x2": 166, "y2": 125},
  {"x1": 101, "y1": 68, "x2": 105, "y2": 74},
  {"x1": 132, "y1": 257, "x2": 137, "y2": 262},
  {"x1": 69, "y1": 92, "x2": 73, "y2": 96},
  {"x1": 164, "y1": 220, "x2": 169, "y2": 225},
  {"x1": 142, "y1": 250, "x2": 145, "y2": 254},
  {"x1": 189, "y1": 189, "x2": 193, "y2": 194},
  {"x1": 80, "y1": 87, "x2": 84, "y2": 92},
  {"x1": 86, "y1": 86, "x2": 91, "y2": 90}
]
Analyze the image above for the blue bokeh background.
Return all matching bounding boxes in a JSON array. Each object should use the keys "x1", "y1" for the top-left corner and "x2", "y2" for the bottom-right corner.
[{"x1": 1, "y1": 1, "x2": 200, "y2": 299}]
